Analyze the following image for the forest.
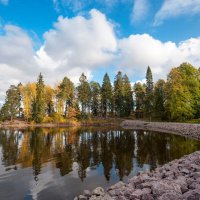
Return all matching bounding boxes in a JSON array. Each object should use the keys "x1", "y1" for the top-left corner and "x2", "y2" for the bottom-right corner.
[{"x1": 0, "y1": 62, "x2": 200, "y2": 123}]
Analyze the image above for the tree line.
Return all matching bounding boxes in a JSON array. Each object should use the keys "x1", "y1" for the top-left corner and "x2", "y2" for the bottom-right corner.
[{"x1": 0, "y1": 62, "x2": 200, "y2": 122}]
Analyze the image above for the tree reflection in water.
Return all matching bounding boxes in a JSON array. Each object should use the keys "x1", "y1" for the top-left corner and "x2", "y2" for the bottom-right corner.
[{"x1": 0, "y1": 127, "x2": 200, "y2": 183}]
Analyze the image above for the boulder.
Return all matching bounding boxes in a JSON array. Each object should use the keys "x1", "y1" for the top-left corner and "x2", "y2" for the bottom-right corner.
[
  {"x1": 151, "y1": 181, "x2": 182, "y2": 196},
  {"x1": 92, "y1": 187, "x2": 105, "y2": 196}
]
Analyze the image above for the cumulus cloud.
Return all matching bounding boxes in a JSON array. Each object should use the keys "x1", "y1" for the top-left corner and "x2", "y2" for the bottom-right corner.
[
  {"x1": 0, "y1": 25, "x2": 40, "y2": 100},
  {"x1": 1, "y1": 9, "x2": 200, "y2": 103},
  {"x1": 35, "y1": 9, "x2": 117, "y2": 82},
  {"x1": 131, "y1": 0, "x2": 149, "y2": 23},
  {"x1": 118, "y1": 34, "x2": 200, "y2": 80},
  {"x1": 0, "y1": 0, "x2": 8, "y2": 5},
  {"x1": 154, "y1": 0, "x2": 200, "y2": 25},
  {"x1": 0, "y1": 9, "x2": 117, "y2": 101}
]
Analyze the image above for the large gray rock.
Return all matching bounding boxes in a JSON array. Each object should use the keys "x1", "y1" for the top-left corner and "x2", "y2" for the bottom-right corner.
[
  {"x1": 151, "y1": 181, "x2": 182, "y2": 196},
  {"x1": 92, "y1": 187, "x2": 105, "y2": 196},
  {"x1": 157, "y1": 192, "x2": 182, "y2": 200},
  {"x1": 130, "y1": 189, "x2": 143, "y2": 199},
  {"x1": 108, "y1": 182, "x2": 125, "y2": 191},
  {"x1": 83, "y1": 190, "x2": 91, "y2": 198},
  {"x1": 78, "y1": 195, "x2": 87, "y2": 200}
]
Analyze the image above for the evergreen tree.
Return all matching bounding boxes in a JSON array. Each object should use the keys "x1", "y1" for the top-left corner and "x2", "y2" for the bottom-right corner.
[
  {"x1": 45, "y1": 85, "x2": 55, "y2": 116},
  {"x1": 134, "y1": 82, "x2": 145, "y2": 119},
  {"x1": 32, "y1": 73, "x2": 46, "y2": 123},
  {"x1": 90, "y1": 81, "x2": 101, "y2": 116},
  {"x1": 153, "y1": 79, "x2": 166, "y2": 120},
  {"x1": 101, "y1": 73, "x2": 113, "y2": 117},
  {"x1": 145, "y1": 66, "x2": 154, "y2": 120},
  {"x1": 123, "y1": 74, "x2": 133, "y2": 117},
  {"x1": 0, "y1": 85, "x2": 21, "y2": 121},
  {"x1": 77, "y1": 73, "x2": 91, "y2": 116},
  {"x1": 57, "y1": 77, "x2": 74, "y2": 117},
  {"x1": 114, "y1": 71, "x2": 124, "y2": 117}
]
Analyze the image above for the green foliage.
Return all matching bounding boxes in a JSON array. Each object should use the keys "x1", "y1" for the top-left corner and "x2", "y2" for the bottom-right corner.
[
  {"x1": 153, "y1": 79, "x2": 166, "y2": 120},
  {"x1": 165, "y1": 63, "x2": 200, "y2": 121},
  {"x1": 114, "y1": 71, "x2": 124, "y2": 117},
  {"x1": 101, "y1": 73, "x2": 113, "y2": 117},
  {"x1": 134, "y1": 82, "x2": 145, "y2": 118},
  {"x1": 32, "y1": 73, "x2": 46, "y2": 123},
  {"x1": 145, "y1": 66, "x2": 154, "y2": 119},
  {"x1": 0, "y1": 85, "x2": 21, "y2": 121},
  {"x1": 77, "y1": 73, "x2": 91, "y2": 116},
  {"x1": 90, "y1": 81, "x2": 101, "y2": 116},
  {"x1": 1, "y1": 62, "x2": 200, "y2": 123},
  {"x1": 122, "y1": 74, "x2": 133, "y2": 117},
  {"x1": 57, "y1": 77, "x2": 74, "y2": 117}
]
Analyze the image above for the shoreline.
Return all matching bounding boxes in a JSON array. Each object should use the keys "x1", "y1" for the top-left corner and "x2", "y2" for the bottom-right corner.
[
  {"x1": 76, "y1": 120, "x2": 200, "y2": 200},
  {"x1": 0, "y1": 119, "x2": 122, "y2": 129},
  {"x1": 77, "y1": 150, "x2": 200, "y2": 200},
  {"x1": 121, "y1": 120, "x2": 200, "y2": 140}
]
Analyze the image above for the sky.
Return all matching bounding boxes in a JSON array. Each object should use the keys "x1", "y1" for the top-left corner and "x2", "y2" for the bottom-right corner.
[{"x1": 0, "y1": 0, "x2": 200, "y2": 101}]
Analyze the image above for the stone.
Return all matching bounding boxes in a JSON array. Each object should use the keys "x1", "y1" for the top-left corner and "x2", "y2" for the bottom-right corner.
[
  {"x1": 108, "y1": 182, "x2": 125, "y2": 191},
  {"x1": 151, "y1": 181, "x2": 182, "y2": 196},
  {"x1": 83, "y1": 190, "x2": 91, "y2": 198},
  {"x1": 101, "y1": 194, "x2": 113, "y2": 200},
  {"x1": 174, "y1": 178, "x2": 188, "y2": 193},
  {"x1": 141, "y1": 194, "x2": 154, "y2": 200},
  {"x1": 141, "y1": 188, "x2": 151, "y2": 195},
  {"x1": 157, "y1": 192, "x2": 182, "y2": 200},
  {"x1": 181, "y1": 168, "x2": 189, "y2": 174},
  {"x1": 130, "y1": 189, "x2": 143, "y2": 199},
  {"x1": 123, "y1": 189, "x2": 132, "y2": 198},
  {"x1": 78, "y1": 195, "x2": 87, "y2": 200},
  {"x1": 92, "y1": 187, "x2": 105, "y2": 196},
  {"x1": 191, "y1": 172, "x2": 200, "y2": 179}
]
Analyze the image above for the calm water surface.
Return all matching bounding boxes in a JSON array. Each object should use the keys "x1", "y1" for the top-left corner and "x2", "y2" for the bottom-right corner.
[{"x1": 0, "y1": 127, "x2": 200, "y2": 200}]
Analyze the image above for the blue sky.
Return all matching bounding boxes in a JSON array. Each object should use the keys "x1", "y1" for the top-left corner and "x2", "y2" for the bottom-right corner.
[{"x1": 0, "y1": 0, "x2": 200, "y2": 100}]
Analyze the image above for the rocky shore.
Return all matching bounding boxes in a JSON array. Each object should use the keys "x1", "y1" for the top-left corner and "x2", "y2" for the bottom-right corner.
[
  {"x1": 76, "y1": 150, "x2": 200, "y2": 200},
  {"x1": 121, "y1": 120, "x2": 200, "y2": 140},
  {"x1": 76, "y1": 120, "x2": 200, "y2": 200}
]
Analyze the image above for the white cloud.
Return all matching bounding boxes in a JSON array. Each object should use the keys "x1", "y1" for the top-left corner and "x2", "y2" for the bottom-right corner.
[
  {"x1": 0, "y1": 25, "x2": 40, "y2": 100},
  {"x1": 131, "y1": 0, "x2": 149, "y2": 23},
  {"x1": 1, "y1": 9, "x2": 200, "y2": 103},
  {"x1": 36, "y1": 9, "x2": 117, "y2": 76},
  {"x1": 154, "y1": 0, "x2": 200, "y2": 25},
  {"x1": 0, "y1": 0, "x2": 8, "y2": 5},
  {"x1": 0, "y1": 9, "x2": 117, "y2": 100},
  {"x1": 118, "y1": 34, "x2": 200, "y2": 80}
]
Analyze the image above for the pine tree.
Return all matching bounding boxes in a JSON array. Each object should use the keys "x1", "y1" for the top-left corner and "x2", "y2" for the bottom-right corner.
[
  {"x1": 145, "y1": 66, "x2": 154, "y2": 120},
  {"x1": 101, "y1": 73, "x2": 113, "y2": 117},
  {"x1": 57, "y1": 77, "x2": 74, "y2": 117},
  {"x1": 153, "y1": 79, "x2": 166, "y2": 120},
  {"x1": 134, "y1": 82, "x2": 145, "y2": 119},
  {"x1": 123, "y1": 74, "x2": 133, "y2": 117},
  {"x1": 77, "y1": 73, "x2": 91, "y2": 116},
  {"x1": 90, "y1": 81, "x2": 101, "y2": 116},
  {"x1": 114, "y1": 71, "x2": 124, "y2": 117},
  {"x1": 32, "y1": 73, "x2": 46, "y2": 123},
  {"x1": 45, "y1": 85, "x2": 55, "y2": 116}
]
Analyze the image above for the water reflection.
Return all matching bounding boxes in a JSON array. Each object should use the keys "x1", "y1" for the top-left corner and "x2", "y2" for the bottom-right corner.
[{"x1": 0, "y1": 128, "x2": 200, "y2": 199}]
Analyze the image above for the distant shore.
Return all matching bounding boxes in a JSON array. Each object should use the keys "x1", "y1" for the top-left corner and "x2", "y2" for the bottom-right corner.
[
  {"x1": 121, "y1": 120, "x2": 200, "y2": 140},
  {"x1": 0, "y1": 118, "x2": 122, "y2": 129}
]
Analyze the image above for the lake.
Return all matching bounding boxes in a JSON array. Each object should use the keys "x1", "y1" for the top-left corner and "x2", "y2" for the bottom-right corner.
[{"x1": 0, "y1": 127, "x2": 200, "y2": 200}]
